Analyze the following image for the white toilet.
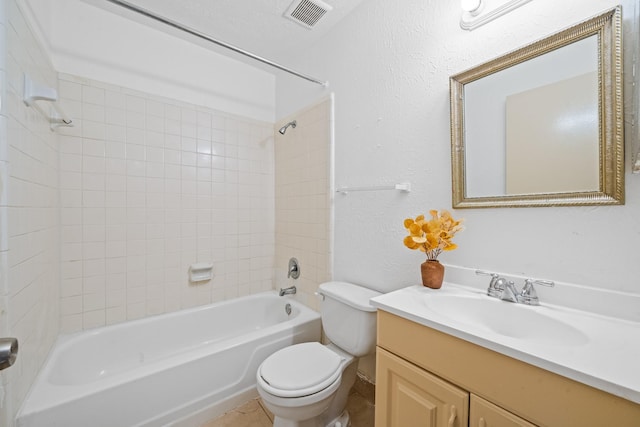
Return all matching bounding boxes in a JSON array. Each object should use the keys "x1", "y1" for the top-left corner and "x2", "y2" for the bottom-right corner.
[{"x1": 256, "y1": 281, "x2": 381, "y2": 427}]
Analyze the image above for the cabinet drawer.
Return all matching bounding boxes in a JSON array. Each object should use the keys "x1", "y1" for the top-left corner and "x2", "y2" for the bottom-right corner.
[
  {"x1": 470, "y1": 394, "x2": 537, "y2": 427},
  {"x1": 375, "y1": 347, "x2": 469, "y2": 427}
]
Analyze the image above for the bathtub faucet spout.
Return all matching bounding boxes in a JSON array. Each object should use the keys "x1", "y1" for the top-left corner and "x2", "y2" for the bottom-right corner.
[{"x1": 279, "y1": 286, "x2": 297, "y2": 296}]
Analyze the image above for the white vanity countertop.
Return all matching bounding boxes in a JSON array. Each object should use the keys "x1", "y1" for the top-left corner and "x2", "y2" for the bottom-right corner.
[{"x1": 370, "y1": 284, "x2": 640, "y2": 404}]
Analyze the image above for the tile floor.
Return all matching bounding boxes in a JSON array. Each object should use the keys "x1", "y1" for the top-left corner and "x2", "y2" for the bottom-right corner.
[{"x1": 201, "y1": 389, "x2": 375, "y2": 427}]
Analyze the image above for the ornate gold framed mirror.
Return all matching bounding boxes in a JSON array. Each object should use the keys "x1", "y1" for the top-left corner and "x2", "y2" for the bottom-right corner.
[{"x1": 450, "y1": 6, "x2": 624, "y2": 208}]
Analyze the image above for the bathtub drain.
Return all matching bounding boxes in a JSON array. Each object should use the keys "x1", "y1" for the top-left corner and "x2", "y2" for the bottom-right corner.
[{"x1": 285, "y1": 303, "x2": 292, "y2": 316}]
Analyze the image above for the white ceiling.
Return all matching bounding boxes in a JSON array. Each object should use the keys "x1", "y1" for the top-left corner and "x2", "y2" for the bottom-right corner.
[{"x1": 102, "y1": 0, "x2": 367, "y2": 64}]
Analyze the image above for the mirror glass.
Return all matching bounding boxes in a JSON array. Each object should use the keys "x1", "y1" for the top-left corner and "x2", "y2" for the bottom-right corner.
[{"x1": 450, "y1": 7, "x2": 624, "y2": 208}]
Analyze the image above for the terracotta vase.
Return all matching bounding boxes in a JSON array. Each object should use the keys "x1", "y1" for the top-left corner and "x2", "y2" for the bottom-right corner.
[{"x1": 421, "y1": 259, "x2": 444, "y2": 289}]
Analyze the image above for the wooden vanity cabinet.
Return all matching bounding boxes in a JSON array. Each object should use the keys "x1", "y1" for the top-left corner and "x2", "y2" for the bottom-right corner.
[{"x1": 375, "y1": 310, "x2": 640, "y2": 427}]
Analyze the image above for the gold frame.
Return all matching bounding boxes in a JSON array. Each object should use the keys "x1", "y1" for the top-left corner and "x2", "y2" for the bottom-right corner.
[{"x1": 450, "y1": 6, "x2": 624, "y2": 208}]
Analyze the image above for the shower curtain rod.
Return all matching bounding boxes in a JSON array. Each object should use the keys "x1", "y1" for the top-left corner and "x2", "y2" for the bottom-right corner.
[{"x1": 104, "y1": 0, "x2": 329, "y2": 87}]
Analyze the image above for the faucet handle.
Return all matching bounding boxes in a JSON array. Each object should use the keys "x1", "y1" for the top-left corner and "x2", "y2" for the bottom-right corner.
[
  {"x1": 476, "y1": 270, "x2": 503, "y2": 298},
  {"x1": 489, "y1": 277, "x2": 508, "y2": 298},
  {"x1": 475, "y1": 270, "x2": 498, "y2": 278},
  {"x1": 288, "y1": 257, "x2": 300, "y2": 279},
  {"x1": 533, "y1": 279, "x2": 555, "y2": 287},
  {"x1": 519, "y1": 279, "x2": 554, "y2": 305}
]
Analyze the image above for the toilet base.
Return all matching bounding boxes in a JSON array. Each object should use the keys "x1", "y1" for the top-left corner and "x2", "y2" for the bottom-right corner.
[
  {"x1": 326, "y1": 410, "x2": 350, "y2": 427},
  {"x1": 320, "y1": 346, "x2": 358, "y2": 426},
  {"x1": 273, "y1": 416, "x2": 321, "y2": 427},
  {"x1": 272, "y1": 410, "x2": 350, "y2": 427}
]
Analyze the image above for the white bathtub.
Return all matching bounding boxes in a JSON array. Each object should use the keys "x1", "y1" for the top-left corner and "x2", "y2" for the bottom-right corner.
[{"x1": 17, "y1": 292, "x2": 321, "y2": 427}]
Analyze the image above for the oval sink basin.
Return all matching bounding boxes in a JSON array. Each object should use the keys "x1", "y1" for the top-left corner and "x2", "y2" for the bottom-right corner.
[{"x1": 423, "y1": 294, "x2": 588, "y2": 346}]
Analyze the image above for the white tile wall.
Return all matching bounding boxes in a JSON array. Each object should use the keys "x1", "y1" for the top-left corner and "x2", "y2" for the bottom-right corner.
[
  {"x1": 0, "y1": 1, "x2": 60, "y2": 425},
  {"x1": 57, "y1": 74, "x2": 276, "y2": 333},
  {"x1": 275, "y1": 97, "x2": 333, "y2": 310}
]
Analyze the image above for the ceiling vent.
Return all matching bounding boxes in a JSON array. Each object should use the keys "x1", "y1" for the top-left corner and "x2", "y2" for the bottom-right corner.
[{"x1": 284, "y1": 0, "x2": 333, "y2": 29}]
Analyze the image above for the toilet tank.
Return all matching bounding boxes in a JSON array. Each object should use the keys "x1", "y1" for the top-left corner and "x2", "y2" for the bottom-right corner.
[{"x1": 318, "y1": 282, "x2": 382, "y2": 357}]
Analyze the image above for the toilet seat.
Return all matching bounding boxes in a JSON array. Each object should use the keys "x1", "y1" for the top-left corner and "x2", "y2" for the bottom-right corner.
[{"x1": 258, "y1": 342, "x2": 344, "y2": 398}]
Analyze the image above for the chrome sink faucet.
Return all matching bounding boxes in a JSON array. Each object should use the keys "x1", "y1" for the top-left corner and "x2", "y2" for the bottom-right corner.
[{"x1": 476, "y1": 270, "x2": 554, "y2": 305}]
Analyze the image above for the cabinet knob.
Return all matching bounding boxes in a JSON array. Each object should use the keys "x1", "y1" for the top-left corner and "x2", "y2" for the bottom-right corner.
[
  {"x1": 448, "y1": 405, "x2": 457, "y2": 427},
  {"x1": 479, "y1": 417, "x2": 487, "y2": 427}
]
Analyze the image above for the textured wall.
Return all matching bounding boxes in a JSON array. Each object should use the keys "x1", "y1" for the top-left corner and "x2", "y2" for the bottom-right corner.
[
  {"x1": 0, "y1": 1, "x2": 60, "y2": 424},
  {"x1": 57, "y1": 73, "x2": 275, "y2": 333},
  {"x1": 277, "y1": 0, "x2": 640, "y2": 296}
]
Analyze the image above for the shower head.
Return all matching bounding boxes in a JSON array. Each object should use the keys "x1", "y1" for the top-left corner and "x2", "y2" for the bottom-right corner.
[{"x1": 278, "y1": 120, "x2": 297, "y2": 135}]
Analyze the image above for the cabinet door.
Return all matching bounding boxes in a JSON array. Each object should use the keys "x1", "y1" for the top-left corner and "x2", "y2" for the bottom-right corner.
[
  {"x1": 470, "y1": 394, "x2": 537, "y2": 427},
  {"x1": 375, "y1": 347, "x2": 469, "y2": 427}
]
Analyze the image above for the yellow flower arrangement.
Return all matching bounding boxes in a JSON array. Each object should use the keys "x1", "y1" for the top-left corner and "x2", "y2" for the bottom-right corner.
[{"x1": 403, "y1": 210, "x2": 464, "y2": 261}]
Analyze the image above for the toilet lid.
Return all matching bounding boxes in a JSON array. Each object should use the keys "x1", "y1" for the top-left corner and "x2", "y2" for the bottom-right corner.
[{"x1": 259, "y1": 342, "x2": 343, "y2": 397}]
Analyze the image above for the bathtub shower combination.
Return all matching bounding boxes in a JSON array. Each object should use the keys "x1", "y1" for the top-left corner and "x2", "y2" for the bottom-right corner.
[{"x1": 17, "y1": 292, "x2": 321, "y2": 427}]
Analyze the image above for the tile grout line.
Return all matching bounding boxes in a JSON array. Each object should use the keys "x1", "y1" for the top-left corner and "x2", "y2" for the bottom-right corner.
[{"x1": 257, "y1": 398, "x2": 274, "y2": 423}]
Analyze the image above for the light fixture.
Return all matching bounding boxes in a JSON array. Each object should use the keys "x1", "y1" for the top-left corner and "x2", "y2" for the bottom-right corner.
[
  {"x1": 460, "y1": 0, "x2": 533, "y2": 31},
  {"x1": 461, "y1": 0, "x2": 483, "y2": 16}
]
